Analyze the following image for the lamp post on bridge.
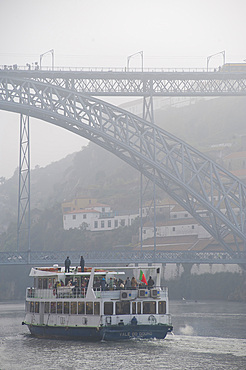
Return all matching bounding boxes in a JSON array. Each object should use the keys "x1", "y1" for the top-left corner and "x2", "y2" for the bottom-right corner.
[
  {"x1": 40, "y1": 49, "x2": 55, "y2": 70},
  {"x1": 127, "y1": 51, "x2": 144, "y2": 72},
  {"x1": 207, "y1": 50, "x2": 225, "y2": 71}
]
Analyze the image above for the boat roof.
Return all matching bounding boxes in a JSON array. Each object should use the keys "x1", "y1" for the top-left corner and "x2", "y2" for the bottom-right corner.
[
  {"x1": 29, "y1": 267, "x2": 125, "y2": 277},
  {"x1": 29, "y1": 264, "x2": 160, "y2": 278}
]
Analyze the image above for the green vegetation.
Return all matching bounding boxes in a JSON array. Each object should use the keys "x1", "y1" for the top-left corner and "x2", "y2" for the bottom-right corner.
[{"x1": 167, "y1": 272, "x2": 246, "y2": 302}]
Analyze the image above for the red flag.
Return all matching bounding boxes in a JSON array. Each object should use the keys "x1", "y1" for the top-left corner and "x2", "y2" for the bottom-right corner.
[{"x1": 139, "y1": 270, "x2": 147, "y2": 285}]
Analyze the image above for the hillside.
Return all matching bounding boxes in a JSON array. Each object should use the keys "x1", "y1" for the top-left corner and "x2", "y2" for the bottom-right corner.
[
  {"x1": 0, "y1": 96, "x2": 246, "y2": 252},
  {"x1": 155, "y1": 96, "x2": 246, "y2": 150}
]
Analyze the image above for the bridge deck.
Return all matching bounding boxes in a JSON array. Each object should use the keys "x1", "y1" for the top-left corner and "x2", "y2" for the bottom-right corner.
[{"x1": 1, "y1": 68, "x2": 246, "y2": 96}]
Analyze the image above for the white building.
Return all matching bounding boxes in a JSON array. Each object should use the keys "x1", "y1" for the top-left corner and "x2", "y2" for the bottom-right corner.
[
  {"x1": 142, "y1": 218, "x2": 211, "y2": 241},
  {"x1": 63, "y1": 202, "x2": 139, "y2": 232},
  {"x1": 140, "y1": 203, "x2": 211, "y2": 242}
]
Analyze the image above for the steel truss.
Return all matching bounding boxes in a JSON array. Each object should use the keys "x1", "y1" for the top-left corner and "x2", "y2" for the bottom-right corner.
[
  {"x1": 2, "y1": 70, "x2": 246, "y2": 96},
  {"x1": 17, "y1": 113, "x2": 30, "y2": 254},
  {"x1": 0, "y1": 76, "x2": 246, "y2": 257}
]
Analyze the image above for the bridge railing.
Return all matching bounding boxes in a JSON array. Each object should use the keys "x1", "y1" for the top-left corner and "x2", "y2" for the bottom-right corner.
[
  {"x1": 1, "y1": 250, "x2": 245, "y2": 265},
  {"x1": 0, "y1": 65, "x2": 217, "y2": 73}
]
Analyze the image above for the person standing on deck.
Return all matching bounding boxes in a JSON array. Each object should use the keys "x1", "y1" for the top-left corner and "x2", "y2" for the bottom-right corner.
[
  {"x1": 125, "y1": 277, "x2": 131, "y2": 289},
  {"x1": 148, "y1": 276, "x2": 154, "y2": 289},
  {"x1": 131, "y1": 277, "x2": 138, "y2": 289},
  {"x1": 65, "y1": 256, "x2": 71, "y2": 273},
  {"x1": 80, "y1": 256, "x2": 85, "y2": 272},
  {"x1": 100, "y1": 277, "x2": 106, "y2": 291}
]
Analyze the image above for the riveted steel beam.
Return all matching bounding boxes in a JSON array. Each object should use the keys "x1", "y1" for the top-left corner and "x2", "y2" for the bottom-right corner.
[{"x1": 17, "y1": 113, "x2": 30, "y2": 255}]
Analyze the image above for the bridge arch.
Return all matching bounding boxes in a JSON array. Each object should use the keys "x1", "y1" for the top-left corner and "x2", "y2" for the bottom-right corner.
[{"x1": 0, "y1": 76, "x2": 246, "y2": 254}]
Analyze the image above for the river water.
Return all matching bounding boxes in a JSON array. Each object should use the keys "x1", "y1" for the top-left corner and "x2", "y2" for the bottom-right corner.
[{"x1": 0, "y1": 300, "x2": 245, "y2": 369}]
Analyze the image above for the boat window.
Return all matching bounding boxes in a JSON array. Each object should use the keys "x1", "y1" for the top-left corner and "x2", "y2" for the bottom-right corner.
[
  {"x1": 86, "y1": 302, "x2": 93, "y2": 315},
  {"x1": 132, "y1": 302, "x2": 141, "y2": 314},
  {"x1": 116, "y1": 301, "x2": 130, "y2": 315},
  {"x1": 51, "y1": 302, "x2": 56, "y2": 314},
  {"x1": 48, "y1": 278, "x2": 53, "y2": 289},
  {"x1": 94, "y1": 302, "x2": 100, "y2": 315},
  {"x1": 43, "y1": 278, "x2": 48, "y2": 289},
  {"x1": 78, "y1": 302, "x2": 85, "y2": 314},
  {"x1": 143, "y1": 301, "x2": 156, "y2": 314},
  {"x1": 26, "y1": 301, "x2": 30, "y2": 312},
  {"x1": 64, "y1": 302, "x2": 69, "y2": 314},
  {"x1": 104, "y1": 302, "x2": 113, "y2": 315},
  {"x1": 38, "y1": 278, "x2": 43, "y2": 289},
  {"x1": 44, "y1": 302, "x2": 50, "y2": 314},
  {"x1": 57, "y1": 302, "x2": 62, "y2": 314},
  {"x1": 35, "y1": 302, "x2": 39, "y2": 313},
  {"x1": 137, "y1": 302, "x2": 141, "y2": 314},
  {"x1": 71, "y1": 302, "x2": 77, "y2": 315},
  {"x1": 30, "y1": 301, "x2": 34, "y2": 313},
  {"x1": 158, "y1": 301, "x2": 166, "y2": 314}
]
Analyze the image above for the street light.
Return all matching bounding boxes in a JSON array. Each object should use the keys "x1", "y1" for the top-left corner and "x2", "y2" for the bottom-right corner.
[
  {"x1": 207, "y1": 50, "x2": 225, "y2": 72},
  {"x1": 40, "y1": 49, "x2": 54, "y2": 70},
  {"x1": 127, "y1": 51, "x2": 143, "y2": 72}
]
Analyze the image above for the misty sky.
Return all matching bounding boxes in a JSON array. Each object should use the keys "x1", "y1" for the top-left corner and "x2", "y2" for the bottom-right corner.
[{"x1": 0, "y1": 0, "x2": 245, "y2": 178}]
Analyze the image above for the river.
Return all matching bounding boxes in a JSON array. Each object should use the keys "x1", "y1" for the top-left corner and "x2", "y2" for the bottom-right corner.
[{"x1": 0, "y1": 300, "x2": 245, "y2": 369}]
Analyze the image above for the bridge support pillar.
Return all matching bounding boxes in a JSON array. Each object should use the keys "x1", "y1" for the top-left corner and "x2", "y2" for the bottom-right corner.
[
  {"x1": 141, "y1": 95, "x2": 157, "y2": 258},
  {"x1": 17, "y1": 114, "x2": 31, "y2": 254},
  {"x1": 176, "y1": 263, "x2": 181, "y2": 277},
  {"x1": 180, "y1": 263, "x2": 194, "y2": 299},
  {"x1": 182, "y1": 263, "x2": 193, "y2": 275}
]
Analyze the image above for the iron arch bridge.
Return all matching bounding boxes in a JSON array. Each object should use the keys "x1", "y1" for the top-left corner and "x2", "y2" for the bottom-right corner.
[{"x1": 1, "y1": 75, "x2": 246, "y2": 260}]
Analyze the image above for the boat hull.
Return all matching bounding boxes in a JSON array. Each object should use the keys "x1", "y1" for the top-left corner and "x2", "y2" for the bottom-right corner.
[{"x1": 25, "y1": 323, "x2": 173, "y2": 341}]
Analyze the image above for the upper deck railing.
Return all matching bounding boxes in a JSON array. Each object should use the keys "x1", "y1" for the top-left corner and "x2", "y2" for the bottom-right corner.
[{"x1": 0, "y1": 65, "x2": 221, "y2": 73}]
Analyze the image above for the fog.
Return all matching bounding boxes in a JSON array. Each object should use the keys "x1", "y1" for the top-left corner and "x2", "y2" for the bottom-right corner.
[{"x1": 0, "y1": 0, "x2": 245, "y2": 178}]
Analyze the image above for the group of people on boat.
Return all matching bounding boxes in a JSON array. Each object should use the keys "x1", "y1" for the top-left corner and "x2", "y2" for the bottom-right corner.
[
  {"x1": 63, "y1": 256, "x2": 155, "y2": 294},
  {"x1": 54, "y1": 276, "x2": 89, "y2": 297},
  {"x1": 93, "y1": 275, "x2": 155, "y2": 291}
]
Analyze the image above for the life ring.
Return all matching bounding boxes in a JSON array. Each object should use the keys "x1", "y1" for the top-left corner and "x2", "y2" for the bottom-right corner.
[
  {"x1": 148, "y1": 315, "x2": 157, "y2": 324},
  {"x1": 53, "y1": 289, "x2": 56, "y2": 296}
]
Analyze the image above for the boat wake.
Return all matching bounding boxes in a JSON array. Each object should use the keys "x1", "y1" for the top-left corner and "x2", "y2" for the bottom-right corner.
[{"x1": 178, "y1": 324, "x2": 195, "y2": 336}]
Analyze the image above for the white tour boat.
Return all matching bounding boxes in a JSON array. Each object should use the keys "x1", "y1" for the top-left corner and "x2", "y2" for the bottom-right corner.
[{"x1": 22, "y1": 264, "x2": 173, "y2": 341}]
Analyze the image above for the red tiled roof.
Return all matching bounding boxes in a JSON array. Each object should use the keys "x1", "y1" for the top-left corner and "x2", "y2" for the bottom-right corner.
[
  {"x1": 224, "y1": 151, "x2": 246, "y2": 159},
  {"x1": 143, "y1": 218, "x2": 206, "y2": 227},
  {"x1": 230, "y1": 168, "x2": 246, "y2": 178},
  {"x1": 65, "y1": 209, "x2": 100, "y2": 215},
  {"x1": 85, "y1": 203, "x2": 110, "y2": 208}
]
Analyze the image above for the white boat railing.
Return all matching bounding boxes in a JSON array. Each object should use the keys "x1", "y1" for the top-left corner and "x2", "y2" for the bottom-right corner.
[{"x1": 26, "y1": 286, "x2": 168, "y2": 300}]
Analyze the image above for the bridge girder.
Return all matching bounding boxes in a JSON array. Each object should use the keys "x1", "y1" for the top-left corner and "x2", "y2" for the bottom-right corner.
[
  {"x1": 2, "y1": 70, "x2": 246, "y2": 96},
  {"x1": 0, "y1": 76, "x2": 246, "y2": 255}
]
